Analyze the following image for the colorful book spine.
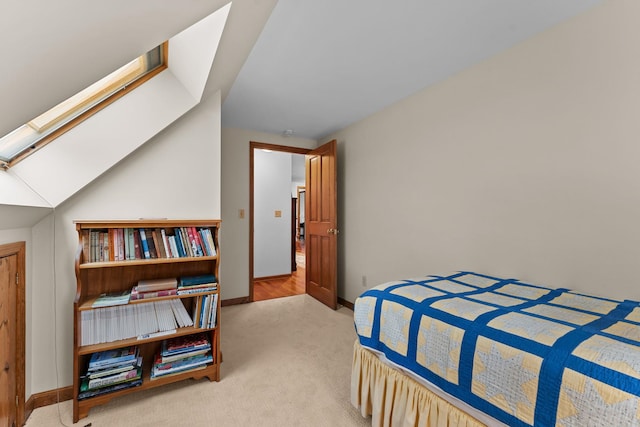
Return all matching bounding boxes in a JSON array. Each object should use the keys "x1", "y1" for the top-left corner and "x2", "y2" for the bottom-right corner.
[
  {"x1": 152, "y1": 229, "x2": 165, "y2": 258},
  {"x1": 117, "y1": 228, "x2": 125, "y2": 261},
  {"x1": 161, "y1": 229, "x2": 172, "y2": 258},
  {"x1": 139, "y1": 229, "x2": 151, "y2": 259},
  {"x1": 203, "y1": 228, "x2": 216, "y2": 256},
  {"x1": 127, "y1": 228, "x2": 136, "y2": 260},
  {"x1": 173, "y1": 228, "x2": 186, "y2": 257},
  {"x1": 180, "y1": 227, "x2": 192, "y2": 257},
  {"x1": 108, "y1": 229, "x2": 116, "y2": 261},
  {"x1": 133, "y1": 229, "x2": 142, "y2": 259}
]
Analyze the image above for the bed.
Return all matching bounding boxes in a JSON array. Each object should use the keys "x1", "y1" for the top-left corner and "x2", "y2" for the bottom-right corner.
[{"x1": 351, "y1": 271, "x2": 640, "y2": 426}]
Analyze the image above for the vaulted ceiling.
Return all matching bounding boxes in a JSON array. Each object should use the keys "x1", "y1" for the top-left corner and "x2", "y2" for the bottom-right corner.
[{"x1": 222, "y1": 0, "x2": 601, "y2": 140}]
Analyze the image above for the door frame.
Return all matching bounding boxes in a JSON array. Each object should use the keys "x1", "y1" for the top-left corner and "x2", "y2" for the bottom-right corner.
[
  {"x1": 249, "y1": 141, "x2": 311, "y2": 302},
  {"x1": 0, "y1": 241, "x2": 26, "y2": 427}
]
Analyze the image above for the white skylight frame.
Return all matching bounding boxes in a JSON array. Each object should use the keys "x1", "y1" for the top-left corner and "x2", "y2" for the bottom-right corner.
[{"x1": 0, "y1": 43, "x2": 167, "y2": 168}]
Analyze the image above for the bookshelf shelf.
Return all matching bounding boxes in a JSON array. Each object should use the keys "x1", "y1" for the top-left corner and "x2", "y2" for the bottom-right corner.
[
  {"x1": 78, "y1": 290, "x2": 217, "y2": 311},
  {"x1": 77, "y1": 325, "x2": 218, "y2": 355},
  {"x1": 78, "y1": 255, "x2": 218, "y2": 269},
  {"x1": 72, "y1": 219, "x2": 221, "y2": 423}
]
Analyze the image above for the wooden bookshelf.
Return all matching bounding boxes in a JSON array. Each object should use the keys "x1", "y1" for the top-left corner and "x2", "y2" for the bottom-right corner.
[{"x1": 72, "y1": 219, "x2": 221, "y2": 422}]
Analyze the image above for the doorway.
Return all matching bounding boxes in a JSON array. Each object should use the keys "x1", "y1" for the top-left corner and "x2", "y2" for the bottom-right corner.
[
  {"x1": 250, "y1": 142, "x2": 310, "y2": 302},
  {"x1": 0, "y1": 241, "x2": 26, "y2": 427}
]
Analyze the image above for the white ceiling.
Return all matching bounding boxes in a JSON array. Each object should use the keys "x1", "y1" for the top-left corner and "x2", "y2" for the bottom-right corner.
[{"x1": 221, "y1": 0, "x2": 602, "y2": 140}]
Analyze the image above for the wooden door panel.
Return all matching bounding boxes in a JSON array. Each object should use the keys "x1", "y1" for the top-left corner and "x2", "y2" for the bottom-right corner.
[
  {"x1": 0, "y1": 254, "x2": 17, "y2": 427},
  {"x1": 305, "y1": 140, "x2": 337, "y2": 309}
]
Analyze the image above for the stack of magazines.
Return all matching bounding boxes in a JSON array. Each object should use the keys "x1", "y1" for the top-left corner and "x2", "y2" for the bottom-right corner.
[
  {"x1": 79, "y1": 346, "x2": 142, "y2": 400},
  {"x1": 130, "y1": 277, "x2": 178, "y2": 300},
  {"x1": 151, "y1": 333, "x2": 212, "y2": 380},
  {"x1": 177, "y1": 274, "x2": 217, "y2": 295}
]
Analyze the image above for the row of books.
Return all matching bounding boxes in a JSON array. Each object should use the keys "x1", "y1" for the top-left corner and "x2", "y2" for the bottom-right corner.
[
  {"x1": 193, "y1": 294, "x2": 218, "y2": 329},
  {"x1": 151, "y1": 333, "x2": 212, "y2": 380},
  {"x1": 81, "y1": 296, "x2": 220, "y2": 346},
  {"x1": 80, "y1": 300, "x2": 194, "y2": 346},
  {"x1": 78, "y1": 346, "x2": 142, "y2": 400},
  {"x1": 82, "y1": 227, "x2": 217, "y2": 263},
  {"x1": 91, "y1": 275, "x2": 218, "y2": 306}
]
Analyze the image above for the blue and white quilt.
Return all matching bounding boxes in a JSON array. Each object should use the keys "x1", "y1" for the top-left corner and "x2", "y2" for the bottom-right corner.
[{"x1": 354, "y1": 271, "x2": 640, "y2": 426}]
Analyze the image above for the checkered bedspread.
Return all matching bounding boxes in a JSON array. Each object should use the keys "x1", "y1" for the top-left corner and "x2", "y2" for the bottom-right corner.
[{"x1": 354, "y1": 271, "x2": 640, "y2": 426}]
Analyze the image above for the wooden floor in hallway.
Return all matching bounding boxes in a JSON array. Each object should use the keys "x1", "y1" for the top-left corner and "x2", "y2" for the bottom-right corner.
[{"x1": 254, "y1": 240, "x2": 305, "y2": 302}]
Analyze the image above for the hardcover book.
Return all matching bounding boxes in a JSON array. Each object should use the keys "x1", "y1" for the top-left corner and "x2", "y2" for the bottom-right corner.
[
  {"x1": 139, "y1": 229, "x2": 151, "y2": 259},
  {"x1": 130, "y1": 286, "x2": 178, "y2": 300},
  {"x1": 136, "y1": 278, "x2": 178, "y2": 293},
  {"x1": 133, "y1": 229, "x2": 142, "y2": 260},
  {"x1": 179, "y1": 274, "x2": 217, "y2": 287},
  {"x1": 174, "y1": 228, "x2": 186, "y2": 257},
  {"x1": 146, "y1": 229, "x2": 158, "y2": 258}
]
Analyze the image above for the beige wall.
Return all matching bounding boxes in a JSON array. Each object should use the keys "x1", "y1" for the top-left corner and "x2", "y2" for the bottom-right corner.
[
  {"x1": 328, "y1": 1, "x2": 640, "y2": 303},
  {"x1": 221, "y1": 128, "x2": 316, "y2": 300}
]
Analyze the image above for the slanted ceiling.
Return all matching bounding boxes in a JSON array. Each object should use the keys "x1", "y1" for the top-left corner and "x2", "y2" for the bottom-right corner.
[
  {"x1": 0, "y1": 1, "x2": 278, "y2": 230},
  {"x1": 0, "y1": 0, "x2": 232, "y2": 138}
]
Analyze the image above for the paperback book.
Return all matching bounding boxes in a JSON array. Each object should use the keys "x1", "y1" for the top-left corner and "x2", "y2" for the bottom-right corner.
[
  {"x1": 136, "y1": 277, "x2": 178, "y2": 293},
  {"x1": 88, "y1": 346, "x2": 139, "y2": 371},
  {"x1": 78, "y1": 378, "x2": 142, "y2": 400},
  {"x1": 84, "y1": 360, "x2": 139, "y2": 380},
  {"x1": 161, "y1": 333, "x2": 211, "y2": 357},
  {"x1": 83, "y1": 357, "x2": 142, "y2": 390},
  {"x1": 91, "y1": 290, "x2": 131, "y2": 308},
  {"x1": 151, "y1": 352, "x2": 212, "y2": 379}
]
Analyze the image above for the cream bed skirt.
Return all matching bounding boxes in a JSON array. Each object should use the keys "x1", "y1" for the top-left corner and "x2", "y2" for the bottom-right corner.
[{"x1": 351, "y1": 340, "x2": 487, "y2": 427}]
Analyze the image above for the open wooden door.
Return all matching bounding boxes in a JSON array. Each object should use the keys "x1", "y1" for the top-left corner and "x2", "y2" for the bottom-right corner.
[{"x1": 305, "y1": 140, "x2": 338, "y2": 309}]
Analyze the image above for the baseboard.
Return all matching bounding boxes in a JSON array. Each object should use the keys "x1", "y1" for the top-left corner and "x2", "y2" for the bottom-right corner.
[
  {"x1": 221, "y1": 295, "x2": 353, "y2": 309},
  {"x1": 338, "y1": 297, "x2": 354, "y2": 310},
  {"x1": 25, "y1": 385, "x2": 73, "y2": 420},
  {"x1": 221, "y1": 296, "x2": 250, "y2": 307},
  {"x1": 254, "y1": 273, "x2": 291, "y2": 281}
]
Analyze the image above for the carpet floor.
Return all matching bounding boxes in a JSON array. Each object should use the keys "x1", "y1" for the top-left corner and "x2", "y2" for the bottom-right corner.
[{"x1": 25, "y1": 294, "x2": 371, "y2": 426}]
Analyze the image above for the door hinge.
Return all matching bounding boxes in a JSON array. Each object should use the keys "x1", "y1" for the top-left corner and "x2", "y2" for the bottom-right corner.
[
  {"x1": 16, "y1": 395, "x2": 19, "y2": 406},
  {"x1": 15, "y1": 273, "x2": 19, "y2": 285}
]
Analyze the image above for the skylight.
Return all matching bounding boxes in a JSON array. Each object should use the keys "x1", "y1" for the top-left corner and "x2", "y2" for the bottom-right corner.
[{"x1": 0, "y1": 43, "x2": 167, "y2": 168}]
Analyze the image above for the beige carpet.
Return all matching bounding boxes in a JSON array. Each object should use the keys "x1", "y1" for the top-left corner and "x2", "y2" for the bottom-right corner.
[{"x1": 26, "y1": 295, "x2": 370, "y2": 427}]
